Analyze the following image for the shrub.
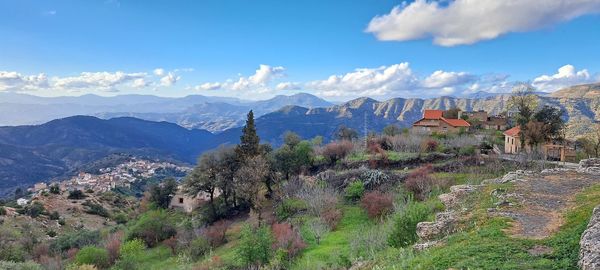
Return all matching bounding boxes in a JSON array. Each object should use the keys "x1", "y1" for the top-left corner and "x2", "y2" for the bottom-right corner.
[
  {"x1": 388, "y1": 202, "x2": 431, "y2": 248},
  {"x1": 0, "y1": 261, "x2": 43, "y2": 270},
  {"x1": 47, "y1": 230, "x2": 57, "y2": 238},
  {"x1": 163, "y1": 236, "x2": 177, "y2": 255},
  {"x1": 297, "y1": 184, "x2": 339, "y2": 216},
  {"x1": 49, "y1": 211, "x2": 60, "y2": 220},
  {"x1": 119, "y1": 239, "x2": 145, "y2": 258},
  {"x1": 236, "y1": 225, "x2": 273, "y2": 268},
  {"x1": 344, "y1": 181, "x2": 365, "y2": 202},
  {"x1": 421, "y1": 140, "x2": 439, "y2": 153},
  {"x1": 307, "y1": 219, "x2": 328, "y2": 244},
  {"x1": 271, "y1": 223, "x2": 306, "y2": 258},
  {"x1": 458, "y1": 145, "x2": 476, "y2": 156},
  {"x1": 20, "y1": 201, "x2": 45, "y2": 218},
  {"x1": 82, "y1": 201, "x2": 110, "y2": 217},
  {"x1": 361, "y1": 191, "x2": 394, "y2": 219},
  {"x1": 104, "y1": 232, "x2": 123, "y2": 264},
  {"x1": 275, "y1": 198, "x2": 308, "y2": 220},
  {"x1": 49, "y1": 185, "x2": 60, "y2": 194},
  {"x1": 127, "y1": 209, "x2": 176, "y2": 247},
  {"x1": 74, "y1": 246, "x2": 110, "y2": 269},
  {"x1": 32, "y1": 243, "x2": 50, "y2": 260},
  {"x1": 112, "y1": 212, "x2": 128, "y2": 224},
  {"x1": 189, "y1": 237, "x2": 211, "y2": 260},
  {"x1": 0, "y1": 206, "x2": 6, "y2": 215},
  {"x1": 322, "y1": 141, "x2": 354, "y2": 165},
  {"x1": 50, "y1": 230, "x2": 101, "y2": 253},
  {"x1": 0, "y1": 245, "x2": 27, "y2": 262},
  {"x1": 404, "y1": 164, "x2": 435, "y2": 201},
  {"x1": 362, "y1": 170, "x2": 390, "y2": 190},
  {"x1": 68, "y1": 189, "x2": 86, "y2": 200},
  {"x1": 66, "y1": 264, "x2": 97, "y2": 270},
  {"x1": 321, "y1": 207, "x2": 342, "y2": 229},
  {"x1": 205, "y1": 220, "x2": 230, "y2": 247}
]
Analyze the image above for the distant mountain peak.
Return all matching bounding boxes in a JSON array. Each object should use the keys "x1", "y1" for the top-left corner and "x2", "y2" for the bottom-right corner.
[{"x1": 551, "y1": 82, "x2": 600, "y2": 99}]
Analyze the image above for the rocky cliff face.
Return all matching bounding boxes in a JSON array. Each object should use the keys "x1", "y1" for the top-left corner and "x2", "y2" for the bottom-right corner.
[{"x1": 580, "y1": 205, "x2": 600, "y2": 270}]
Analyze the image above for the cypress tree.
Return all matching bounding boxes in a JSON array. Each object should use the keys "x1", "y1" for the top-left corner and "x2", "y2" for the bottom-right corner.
[{"x1": 236, "y1": 110, "x2": 260, "y2": 160}]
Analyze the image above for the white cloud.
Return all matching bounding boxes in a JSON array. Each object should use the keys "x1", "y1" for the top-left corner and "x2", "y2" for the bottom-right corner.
[
  {"x1": 195, "y1": 82, "x2": 222, "y2": 91},
  {"x1": 276, "y1": 82, "x2": 301, "y2": 91},
  {"x1": 132, "y1": 78, "x2": 151, "y2": 89},
  {"x1": 308, "y1": 63, "x2": 418, "y2": 98},
  {"x1": 532, "y1": 64, "x2": 596, "y2": 92},
  {"x1": 421, "y1": 70, "x2": 476, "y2": 88},
  {"x1": 366, "y1": 0, "x2": 600, "y2": 46},
  {"x1": 0, "y1": 71, "x2": 49, "y2": 92},
  {"x1": 231, "y1": 64, "x2": 285, "y2": 90},
  {"x1": 153, "y1": 68, "x2": 165, "y2": 76},
  {"x1": 53, "y1": 71, "x2": 146, "y2": 91},
  {"x1": 159, "y1": 72, "x2": 180, "y2": 87}
]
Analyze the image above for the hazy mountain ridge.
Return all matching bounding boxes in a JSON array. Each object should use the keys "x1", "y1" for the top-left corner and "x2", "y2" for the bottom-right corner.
[{"x1": 0, "y1": 93, "x2": 333, "y2": 132}]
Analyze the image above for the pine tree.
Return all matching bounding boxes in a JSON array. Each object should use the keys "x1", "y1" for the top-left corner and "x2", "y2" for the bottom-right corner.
[{"x1": 236, "y1": 110, "x2": 260, "y2": 160}]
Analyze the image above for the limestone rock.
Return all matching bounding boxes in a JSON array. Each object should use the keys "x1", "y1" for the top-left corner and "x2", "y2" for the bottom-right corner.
[
  {"x1": 416, "y1": 211, "x2": 456, "y2": 241},
  {"x1": 579, "y1": 205, "x2": 600, "y2": 270}
]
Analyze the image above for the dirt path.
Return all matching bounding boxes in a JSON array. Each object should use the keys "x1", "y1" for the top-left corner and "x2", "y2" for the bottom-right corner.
[{"x1": 495, "y1": 170, "x2": 600, "y2": 239}]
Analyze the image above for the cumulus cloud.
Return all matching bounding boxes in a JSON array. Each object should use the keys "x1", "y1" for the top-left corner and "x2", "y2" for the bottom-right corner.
[
  {"x1": 308, "y1": 63, "x2": 419, "y2": 98},
  {"x1": 153, "y1": 68, "x2": 165, "y2": 76},
  {"x1": 0, "y1": 71, "x2": 49, "y2": 92},
  {"x1": 159, "y1": 72, "x2": 180, "y2": 87},
  {"x1": 366, "y1": 0, "x2": 600, "y2": 46},
  {"x1": 421, "y1": 70, "x2": 476, "y2": 88},
  {"x1": 195, "y1": 82, "x2": 222, "y2": 91},
  {"x1": 276, "y1": 82, "x2": 301, "y2": 91},
  {"x1": 192, "y1": 64, "x2": 285, "y2": 95},
  {"x1": 53, "y1": 71, "x2": 146, "y2": 91},
  {"x1": 132, "y1": 78, "x2": 151, "y2": 89},
  {"x1": 532, "y1": 64, "x2": 597, "y2": 92},
  {"x1": 231, "y1": 64, "x2": 285, "y2": 90}
]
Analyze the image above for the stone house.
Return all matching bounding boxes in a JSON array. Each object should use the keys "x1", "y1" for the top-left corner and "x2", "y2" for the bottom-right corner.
[
  {"x1": 412, "y1": 110, "x2": 471, "y2": 133},
  {"x1": 503, "y1": 126, "x2": 576, "y2": 162},
  {"x1": 169, "y1": 187, "x2": 217, "y2": 213}
]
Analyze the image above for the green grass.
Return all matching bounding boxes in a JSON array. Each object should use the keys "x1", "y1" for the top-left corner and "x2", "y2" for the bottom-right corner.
[
  {"x1": 372, "y1": 183, "x2": 600, "y2": 270},
  {"x1": 387, "y1": 152, "x2": 418, "y2": 162},
  {"x1": 292, "y1": 206, "x2": 373, "y2": 269}
]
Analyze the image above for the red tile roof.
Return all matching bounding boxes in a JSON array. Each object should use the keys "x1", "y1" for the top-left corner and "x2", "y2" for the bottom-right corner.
[
  {"x1": 442, "y1": 118, "x2": 471, "y2": 127},
  {"x1": 423, "y1": 110, "x2": 444, "y2": 119},
  {"x1": 503, "y1": 126, "x2": 521, "y2": 137}
]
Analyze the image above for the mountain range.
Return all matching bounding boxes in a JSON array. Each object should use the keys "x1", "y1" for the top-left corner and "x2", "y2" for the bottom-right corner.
[
  {"x1": 0, "y1": 92, "x2": 333, "y2": 132},
  {"x1": 1, "y1": 82, "x2": 600, "y2": 196}
]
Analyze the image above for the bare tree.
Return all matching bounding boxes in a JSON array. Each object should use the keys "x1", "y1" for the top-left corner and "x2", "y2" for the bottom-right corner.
[
  {"x1": 508, "y1": 83, "x2": 538, "y2": 151},
  {"x1": 236, "y1": 155, "x2": 270, "y2": 224},
  {"x1": 307, "y1": 219, "x2": 328, "y2": 245}
]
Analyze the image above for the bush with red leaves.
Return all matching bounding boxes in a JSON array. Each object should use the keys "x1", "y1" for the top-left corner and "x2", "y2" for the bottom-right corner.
[
  {"x1": 104, "y1": 231, "x2": 123, "y2": 264},
  {"x1": 271, "y1": 223, "x2": 307, "y2": 258},
  {"x1": 360, "y1": 191, "x2": 394, "y2": 219},
  {"x1": 205, "y1": 220, "x2": 231, "y2": 247},
  {"x1": 404, "y1": 164, "x2": 435, "y2": 201},
  {"x1": 163, "y1": 236, "x2": 178, "y2": 255},
  {"x1": 320, "y1": 207, "x2": 342, "y2": 229},
  {"x1": 421, "y1": 140, "x2": 439, "y2": 153},
  {"x1": 322, "y1": 141, "x2": 354, "y2": 165}
]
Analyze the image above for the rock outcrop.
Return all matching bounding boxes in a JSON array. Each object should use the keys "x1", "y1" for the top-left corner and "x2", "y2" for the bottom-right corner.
[
  {"x1": 579, "y1": 158, "x2": 600, "y2": 175},
  {"x1": 580, "y1": 205, "x2": 600, "y2": 270}
]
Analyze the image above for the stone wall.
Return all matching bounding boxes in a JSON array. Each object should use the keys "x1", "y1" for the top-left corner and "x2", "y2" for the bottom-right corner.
[{"x1": 580, "y1": 205, "x2": 600, "y2": 270}]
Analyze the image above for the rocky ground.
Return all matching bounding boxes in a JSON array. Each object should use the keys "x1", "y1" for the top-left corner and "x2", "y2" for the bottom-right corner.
[{"x1": 415, "y1": 159, "x2": 600, "y2": 269}]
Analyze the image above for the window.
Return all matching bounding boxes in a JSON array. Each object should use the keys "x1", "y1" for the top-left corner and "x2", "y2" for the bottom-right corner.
[{"x1": 179, "y1": 198, "x2": 184, "y2": 204}]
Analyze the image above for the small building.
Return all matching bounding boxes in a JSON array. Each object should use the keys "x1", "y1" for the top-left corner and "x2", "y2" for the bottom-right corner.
[
  {"x1": 412, "y1": 110, "x2": 471, "y2": 133},
  {"x1": 484, "y1": 116, "x2": 508, "y2": 131},
  {"x1": 33, "y1": 182, "x2": 48, "y2": 192},
  {"x1": 504, "y1": 126, "x2": 521, "y2": 154},
  {"x1": 503, "y1": 126, "x2": 576, "y2": 162},
  {"x1": 17, "y1": 198, "x2": 29, "y2": 206},
  {"x1": 169, "y1": 188, "x2": 216, "y2": 213}
]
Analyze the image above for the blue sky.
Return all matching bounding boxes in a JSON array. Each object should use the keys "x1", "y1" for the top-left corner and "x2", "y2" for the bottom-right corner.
[{"x1": 1, "y1": 0, "x2": 600, "y2": 100}]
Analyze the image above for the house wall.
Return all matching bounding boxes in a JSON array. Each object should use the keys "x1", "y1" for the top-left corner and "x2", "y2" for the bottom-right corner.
[
  {"x1": 505, "y1": 135, "x2": 520, "y2": 154},
  {"x1": 413, "y1": 119, "x2": 467, "y2": 133}
]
